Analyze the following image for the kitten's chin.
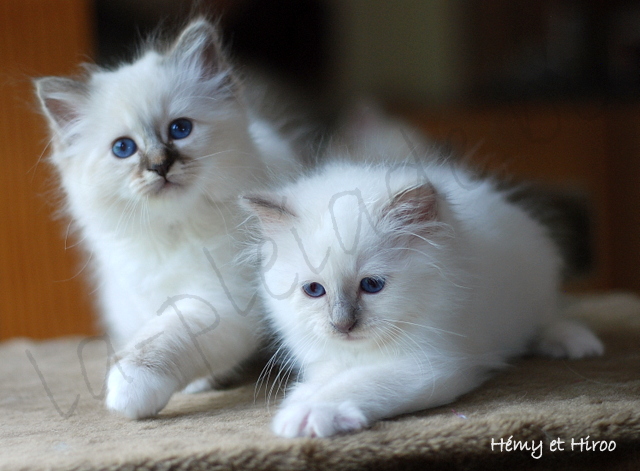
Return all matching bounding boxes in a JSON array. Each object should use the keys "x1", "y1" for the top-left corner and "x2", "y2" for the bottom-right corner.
[{"x1": 343, "y1": 335, "x2": 366, "y2": 343}]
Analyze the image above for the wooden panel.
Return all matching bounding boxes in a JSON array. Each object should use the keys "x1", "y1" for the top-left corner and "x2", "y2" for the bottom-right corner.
[
  {"x1": 0, "y1": 1, "x2": 97, "y2": 339},
  {"x1": 606, "y1": 106, "x2": 640, "y2": 293},
  {"x1": 405, "y1": 102, "x2": 613, "y2": 291}
]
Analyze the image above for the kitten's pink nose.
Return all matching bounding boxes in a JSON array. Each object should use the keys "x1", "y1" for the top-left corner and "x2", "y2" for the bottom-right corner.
[{"x1": 331, "y1": 318, "x2": 357, "y2": 334}]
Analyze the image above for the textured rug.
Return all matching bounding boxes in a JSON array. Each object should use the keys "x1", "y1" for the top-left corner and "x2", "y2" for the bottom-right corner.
[{"x1": 1, "y1": 293, "x2": 640, "y2": 471}]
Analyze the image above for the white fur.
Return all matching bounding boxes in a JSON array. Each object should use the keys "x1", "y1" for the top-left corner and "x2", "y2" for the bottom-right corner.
[
  {"x1": 243, "y1": 160, "x2": 604, "y2": 438},
  {"x1": 36, "y1": 20, "x2": 296, "y2": 419}
]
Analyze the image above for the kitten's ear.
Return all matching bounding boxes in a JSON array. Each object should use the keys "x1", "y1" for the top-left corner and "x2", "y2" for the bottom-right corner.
[
  {"x1": 168, "y1": 19, "x2": 226, "y2": 81},
  {"x1": 34, "y1": 77, "x2": 86, "y2": 138},
  {"x1": 382, "y1": 183, "x2": 438, "y2": 230},
  {"x1": 241, "y1": 193, "x2": 297, "y2": 235}
]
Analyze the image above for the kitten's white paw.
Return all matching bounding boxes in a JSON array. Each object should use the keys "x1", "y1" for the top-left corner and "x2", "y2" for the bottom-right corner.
[
  {"x1": 535, "y1": 320, "x2": 604, "y2": 359},
  {"x1": 272, "y1": 401, "x2": 368, "y2": 438},
  {"x1": 182, "y1": 377, "x2": 214, "y2": 394},
  {"x1": 106, "y1": 359, "x2": 180, "y2": 419}
]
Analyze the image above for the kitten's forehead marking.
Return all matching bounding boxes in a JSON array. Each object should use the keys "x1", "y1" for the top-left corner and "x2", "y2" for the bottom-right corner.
[
  {"x1": 330, "y1": 287, "x2": 359, "y2": 312},
  {"x1": 143, "y1": 121, "x2": 161, "y2": 142}
]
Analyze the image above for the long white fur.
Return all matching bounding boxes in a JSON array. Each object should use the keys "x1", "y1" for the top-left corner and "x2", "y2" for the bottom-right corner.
[
  {"x1": 35, "y1": 19, "x2": 297, "y2": 419},
  {"x1": 242, "y1": 159, "x2": 604, "y2": 438}
]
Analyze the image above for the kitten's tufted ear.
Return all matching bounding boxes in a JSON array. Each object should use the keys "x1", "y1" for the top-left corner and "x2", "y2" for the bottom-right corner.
[
  {"x1": 382, "y1": 183, "x2": 438, "y2": 230},
  {"x1": 168, "y1": 19, "x2": 226, "y2": 81},
  {"x1": 34, "y1": 77, "x2": 87, "y2": 139},
  {"x1": 241, "y1": 193, "x2": 297, "y2": 235}
]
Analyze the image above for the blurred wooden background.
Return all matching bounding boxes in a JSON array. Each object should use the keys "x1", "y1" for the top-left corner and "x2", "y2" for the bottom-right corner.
[
  {"x1": 1, "y1": 0, "x2": 639, "y2": 340},
  {"x1": 0, "y1": 0, "x2": 96, "y2": 339}
]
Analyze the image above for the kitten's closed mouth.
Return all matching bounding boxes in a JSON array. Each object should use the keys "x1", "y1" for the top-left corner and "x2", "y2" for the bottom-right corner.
[
  {"x1": 339, "y1": 332, "x2": 365, "y2": 342},
  {"x1": 151, "y1": 178, "x2": 182, "y2": 195}
]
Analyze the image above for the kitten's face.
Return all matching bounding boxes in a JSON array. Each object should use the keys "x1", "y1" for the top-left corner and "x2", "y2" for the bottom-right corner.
[
  {"x1": 269, "y1": 240, "x2": 408, "y2": 346},
  {"x1": 37, "y1": 20, "x2": 257, "y2": 220},
  {"x1": 247, "y1": 168, "x2": 447, "y2": 349},
  {"x1": 71, "y1": 53, "x2": 235, "y2": 211}
]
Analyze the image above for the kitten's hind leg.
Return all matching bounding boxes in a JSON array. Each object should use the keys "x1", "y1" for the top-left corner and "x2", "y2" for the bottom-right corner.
[
  {"x1": 182, "y1": 377, "x2": 215, "y2": 394},
  {"x1": 533, "y1": 319, "x2": 604, "y2": 359},
  {"x1": 182, "y1": 368, "x2": 241, "y2": 394}
]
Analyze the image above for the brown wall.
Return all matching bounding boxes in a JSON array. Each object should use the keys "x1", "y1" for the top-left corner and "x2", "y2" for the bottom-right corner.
[
  {"x1": 607, "y1": 106, "x2": 640, "y2": 294},
  {"x1": 0, "y1": 1, "x2": 97, "y2": 339}
]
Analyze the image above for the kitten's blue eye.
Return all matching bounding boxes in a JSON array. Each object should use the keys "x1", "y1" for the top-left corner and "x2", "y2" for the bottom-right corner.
[
  {"x1": 360, "y1": 277, "x2": 385, "y2": 294},
  {"x1": 302, "y1": 282, "x2": 326, "y2": 298},
  {"x1": 112, "y1": 138, "x2": 137, "y2": 158},
  {"x1": 169, "y1": 118, "x2": 192, "y2": 140}
]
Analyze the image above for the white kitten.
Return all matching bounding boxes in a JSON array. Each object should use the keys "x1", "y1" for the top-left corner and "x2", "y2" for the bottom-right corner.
[
  {"x1": 35, "y1": 19, "x2": 296, "y2": 419},
  {"x1": 242, "y1": 159, "x2": 604, "y2": 438}
]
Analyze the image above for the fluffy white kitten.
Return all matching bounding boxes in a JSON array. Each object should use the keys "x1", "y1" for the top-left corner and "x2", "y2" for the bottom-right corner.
[
  {"x1": 242, "y1": 160, "x2": 604, "y2": 438},
  {"x1": 35, "y1": 19, "x2": 296, "y2": 419}
]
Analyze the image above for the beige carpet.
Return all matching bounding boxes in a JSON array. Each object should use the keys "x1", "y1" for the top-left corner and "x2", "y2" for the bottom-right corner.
[{"x1": 2, "y1": 293, "x2": 640, "y2": 471}]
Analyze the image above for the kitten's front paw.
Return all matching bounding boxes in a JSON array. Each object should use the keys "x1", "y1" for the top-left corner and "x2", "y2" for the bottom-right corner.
[
  {"x1": 106, "y1": 358, "x2": 180, "y2": 419},
  {"x1": 535, "y1": 320, "x2": 604, "y2": 359},
  {"x1": 272, "y1": 401, "x2": 368, "y2": 438}
]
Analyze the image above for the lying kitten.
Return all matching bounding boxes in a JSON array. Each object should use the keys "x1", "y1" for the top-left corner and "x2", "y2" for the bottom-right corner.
[
  {"x1": 242, "y1": 160, "x2": 604, "y2": 437},
  {"x1": 35, "y1": 19, "x2": 296, "y2": 418}
]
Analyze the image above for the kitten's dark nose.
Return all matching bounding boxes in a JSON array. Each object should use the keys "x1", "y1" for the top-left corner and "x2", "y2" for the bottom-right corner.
[
  {"x1": 146, "y1": 146, "x2": 177, "y2": 178},
  {"x1": 331, "y1": 317, "x2": 357, "y2": 334},
  {"x1": 148, "y1": 160, "x2": 173, "y2": 178}
]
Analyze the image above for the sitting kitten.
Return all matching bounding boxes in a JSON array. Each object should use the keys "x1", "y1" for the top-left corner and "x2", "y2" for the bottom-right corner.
[
  {"x1": 35, "y1": 19, "x2": 296, "y2": 418},
  {"x1": 242, "y1": 160, "x2": 604, "y2": 437}
]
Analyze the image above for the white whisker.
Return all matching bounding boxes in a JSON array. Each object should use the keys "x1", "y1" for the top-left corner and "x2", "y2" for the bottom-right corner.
[{"x1": 392, "y1": 320, "x2": 466, "y2": 338}]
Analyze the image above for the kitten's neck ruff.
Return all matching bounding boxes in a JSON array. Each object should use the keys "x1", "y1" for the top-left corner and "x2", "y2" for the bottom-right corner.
[{"x1": 74, "y1": 188, "x2": 241, "y2": 248}]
